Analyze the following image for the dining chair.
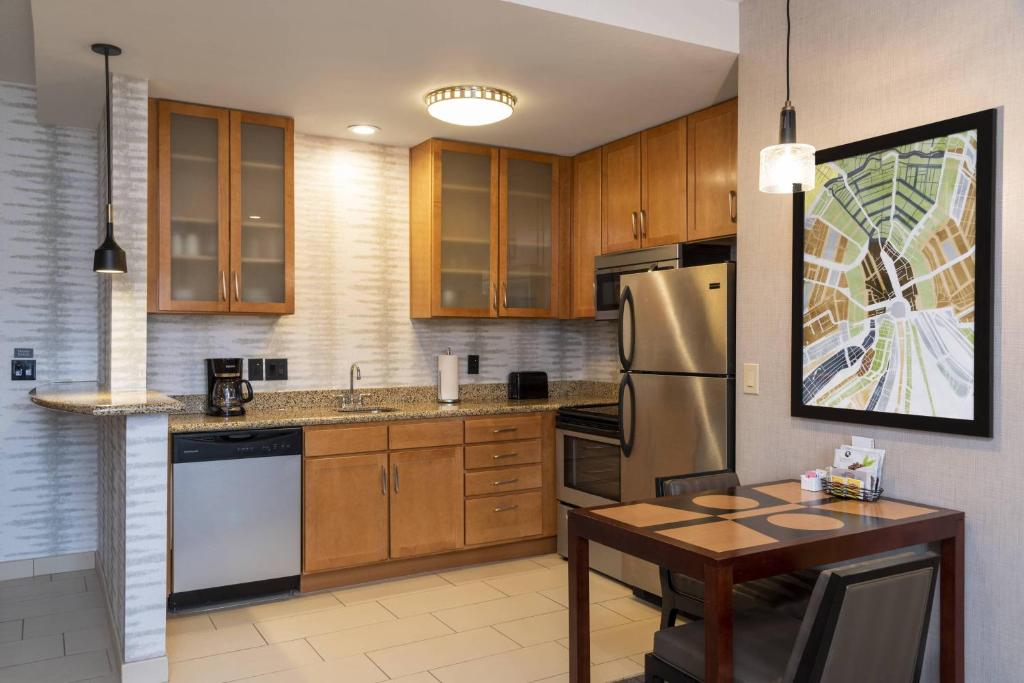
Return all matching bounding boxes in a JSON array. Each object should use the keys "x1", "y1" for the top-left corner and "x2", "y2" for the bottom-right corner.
[
  {"x1": 655, "y1": 472, "x2": 816, "y2": 627},
  {"x1": 644, "y1": 552, "x2": 940, "y2": 683}
]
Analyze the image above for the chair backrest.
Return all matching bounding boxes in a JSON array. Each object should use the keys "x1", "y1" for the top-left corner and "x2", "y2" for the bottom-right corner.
[
  {"x1": 784, "y1": 552, "x2": 939, "y2": 683},
  {"x1": 657, "y1": 471, "x2": 739, "y2": 497}
]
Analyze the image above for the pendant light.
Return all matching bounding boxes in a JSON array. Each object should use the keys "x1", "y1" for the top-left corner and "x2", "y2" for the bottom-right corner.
[
  {"x1": 758, "y1": 0, "x2": 815, "y2": 194},
  {"x1": 92, "y1": 43, "x2": 127, "y2": 274}
]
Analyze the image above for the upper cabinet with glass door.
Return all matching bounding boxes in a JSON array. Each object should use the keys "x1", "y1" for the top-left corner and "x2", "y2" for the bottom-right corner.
[
  {"x1": 410, "y1": 139, "x2": 563, "y2": 319},
  {"x1": 148, "y1": 100, "x2": 294, "y2": 315}
]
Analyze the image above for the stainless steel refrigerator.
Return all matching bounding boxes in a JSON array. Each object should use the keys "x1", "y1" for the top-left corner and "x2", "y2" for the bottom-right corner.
[{"x1": 617, "y1": 262, "x2": 735, "y2": 595}]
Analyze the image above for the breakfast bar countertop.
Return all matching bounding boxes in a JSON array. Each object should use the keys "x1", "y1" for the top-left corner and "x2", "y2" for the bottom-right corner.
[
  {"x1": 169, "y1": 378, "x2": 614, "y2": 432},
  {"x1": 30, "y1": 381, "x2": 186, "y2": 416}
]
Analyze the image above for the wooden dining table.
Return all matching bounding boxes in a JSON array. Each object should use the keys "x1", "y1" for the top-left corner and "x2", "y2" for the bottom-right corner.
[{"x1": 566, "y1": 479, "x2": 964, "y2": 683}]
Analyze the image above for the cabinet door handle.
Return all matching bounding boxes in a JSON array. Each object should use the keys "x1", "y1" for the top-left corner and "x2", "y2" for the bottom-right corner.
[
  {"x1": 729, "y1": 190, "x2": 737, "y2": 223},
  {"x1": 630, "y1": 211, "x2": 638, "y2": 238},
  {"x1": 220, "y1": 271, "x2": 228, "y2": 301},
  {"x1": 492, "y1": 427, "x2": 518, "y2": 434},
  {"x1": 232, "y1": 271, "x2": 241, "y2": 301},
  {"x1": 393, "y1": 464, "x2": 399, "y2": 493},
  {"x1": 639, "y1": 209, "x2": 647, "y2": 238},
  {"x1": 380, "y1": 464, "x2": 387, "y2": 496},
  {"x1": 492, "y1": 452, "x2": 518, "y2": 460},
  {"x1": 492, "y1": 478, "x2": 519, "y2": 486},
  {"x1": 492, "y1": 283, "x2": 498, "y2": 311},
  {"x1": 493, "y1": 505, "x2": 519, "y2": 513},
  {"x1": 502, "y1": 282, "x2": 508, "y2": 309}
]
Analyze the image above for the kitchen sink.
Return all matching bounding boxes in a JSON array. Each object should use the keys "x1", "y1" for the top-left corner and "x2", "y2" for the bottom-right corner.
[{"x1": 336, "y1": 406, "x2": 400, "y2": 414}]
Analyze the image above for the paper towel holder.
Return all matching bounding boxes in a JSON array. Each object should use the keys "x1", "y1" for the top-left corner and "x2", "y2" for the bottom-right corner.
[{"x1": 437, "y1": 347, "x2": 460, "y2": 404}]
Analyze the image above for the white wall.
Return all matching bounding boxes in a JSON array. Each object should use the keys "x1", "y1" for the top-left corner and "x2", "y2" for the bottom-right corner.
[
  {"x1": 147, "y1": 133, "x2": 619, "y2": 396},
  {"x1": 0, "y1": 81, "x2": 99, "y2": 563},
  {"x1": 737, "y1": 0, "x2": 1023, "y2": 679}
]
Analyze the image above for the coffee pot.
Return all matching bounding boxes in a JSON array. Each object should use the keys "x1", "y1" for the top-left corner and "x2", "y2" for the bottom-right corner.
[{"x1": 206, "y1": 358, "x2": 254, "y2": 417}]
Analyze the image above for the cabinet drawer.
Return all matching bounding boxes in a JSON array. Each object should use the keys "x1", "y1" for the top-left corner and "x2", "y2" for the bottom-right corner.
[
  {"x1": 305, "y1": 423, "x2": 388, "y2": 457},
  {"x1": 465, "y1": 491, "x2": 543, "y2": 545},
  {"x1": 465, "y1": 464, "x2": 542, "y2": 497},
  {"x1": 464, "y1": 440, "x2": 541, "y2": 469},
  {"x1": 389, "y1": 419, "x2": 463, "y2": 450},
  {"x1": 465, "y1": 414, "x2": 542, "y2": 443}
]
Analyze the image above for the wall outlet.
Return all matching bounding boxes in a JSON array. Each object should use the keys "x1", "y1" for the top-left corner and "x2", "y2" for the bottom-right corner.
[
  {"x1": 11, "y1": 359, "x2": 36, "y2": 381},
  {"x1": 467, "y1": 354, "x2": 480, "y2": 375},
  {"x1": 742, "y1": 362, "x2": 759, "y2": 395},
  {"x1": 265, "y1": 358, "x2": 288, "y2": 381},
  {"x1": 248, "y1": 358, "x2": 264, "y2": 381}
]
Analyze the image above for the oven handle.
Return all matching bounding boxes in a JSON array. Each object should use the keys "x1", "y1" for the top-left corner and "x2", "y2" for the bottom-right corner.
[
  {"x1": 619, "y1": 373, "x2": 636, "y2": 457},
  {"x1": 617, "y1": 285, "x2": 635, "y2": 371}
]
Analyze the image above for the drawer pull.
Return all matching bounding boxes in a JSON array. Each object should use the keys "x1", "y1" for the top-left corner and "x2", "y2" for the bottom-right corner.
[
  {"x1": 493, "y1": 452, "x2": 518, "y2": 460},
  {"x1": 492, "y1": 478, "x2": 520, "y2": 486},
  {"x1": 492, "y1": 427, "x2": 518, "y2": 434},
  {"x1": 493, "y1": 505, "x2": 519, "y2": 513}
]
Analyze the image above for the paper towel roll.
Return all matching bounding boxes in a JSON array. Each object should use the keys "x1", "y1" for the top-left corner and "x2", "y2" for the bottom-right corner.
[{"x1": 437, "y1": 352, "x2": 459, "y2": 403}]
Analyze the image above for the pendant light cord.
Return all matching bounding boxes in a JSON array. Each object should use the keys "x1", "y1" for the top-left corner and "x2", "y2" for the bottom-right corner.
[
  {"x1": 786, "y1": 0, "x2": 791, "y2": 102},
  {"x1": 104, "y1": 49, "x2": 113, "y2": 233}
]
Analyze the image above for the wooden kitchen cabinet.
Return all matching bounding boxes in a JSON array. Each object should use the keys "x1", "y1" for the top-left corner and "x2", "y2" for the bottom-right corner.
[
  {"x1": 148, "y1": 99, "x2": 294, "y2": 314},
  {"x1": 303, "y1": 452, "x2": 389, "y2": 572},
  {"x1": 601, "y1": 134, "x2": 643, "y2": 253},
  {"x1": 571, "y1": 148, "x2": 602, "y2": 318},
  {"x1": 601, "y1": 121, "x2": 688, "y2": 254},
  {"x1": 410, "y1": 139, "x2": 564, "y2": 319},
  {"x1": 687, "y1": 98, "x2": 738, "y2": 241},
  {"x1": 389, "y1": 447, "x2": 464, "y2": 558}
]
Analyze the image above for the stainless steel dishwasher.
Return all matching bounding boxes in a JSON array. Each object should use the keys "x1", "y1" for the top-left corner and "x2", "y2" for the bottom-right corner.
[{"x1": 170, "y1": 428, "x2": 301, "y2": 610}]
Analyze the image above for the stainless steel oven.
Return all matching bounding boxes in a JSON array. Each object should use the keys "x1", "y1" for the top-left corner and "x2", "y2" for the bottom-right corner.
[{"x1": 594, "y1": 243, "x2": 733, "y2": 319}]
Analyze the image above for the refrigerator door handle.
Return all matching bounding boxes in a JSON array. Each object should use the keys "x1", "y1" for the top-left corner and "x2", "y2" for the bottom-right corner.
[
  {"x1": 617, "y1": 285, "x2": 635, "y2": 371},
  {"x1": 619, "y1": 373, "x2": 636, "y2": 457}
]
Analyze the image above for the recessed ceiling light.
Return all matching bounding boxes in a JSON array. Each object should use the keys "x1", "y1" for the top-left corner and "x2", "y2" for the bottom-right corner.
[
  {"x1": 424, "y1": 85, "x2": 516, "y2": 126},
  {"x1": 348, "y1": 124, "x2": 379, "y2": 135}
]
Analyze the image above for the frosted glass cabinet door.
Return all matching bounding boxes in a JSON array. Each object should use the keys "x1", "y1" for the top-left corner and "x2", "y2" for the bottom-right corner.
[
  {"x1": 436, "y1": 142, "x2": 498, "y2": 316},
  {"x1": 229, "y1": 111, "x2": 294, "y2": 314},
  {"x1": 499, "y1": 150, "x2": 558, "y2": 317},
  {"x1": 157, "y1": 101, "x2": 230, "y2": 312}
]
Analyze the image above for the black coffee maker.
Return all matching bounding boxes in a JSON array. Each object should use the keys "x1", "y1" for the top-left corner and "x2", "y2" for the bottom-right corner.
[{"x1": 206, "y1": 358, "x2": 254, "y2": 417}]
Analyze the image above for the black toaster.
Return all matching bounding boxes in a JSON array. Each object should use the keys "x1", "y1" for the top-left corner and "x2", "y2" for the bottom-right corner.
[{"x1": 508, "y1": 372, "x2": 549, "y2": 400}]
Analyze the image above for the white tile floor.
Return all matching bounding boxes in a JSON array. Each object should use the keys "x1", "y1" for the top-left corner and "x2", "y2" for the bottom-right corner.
[{"x1": 0, "y1": 554, "x2": 660, "y2": 682}]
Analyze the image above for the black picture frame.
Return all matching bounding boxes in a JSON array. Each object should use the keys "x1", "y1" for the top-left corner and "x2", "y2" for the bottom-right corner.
[{"x1": 791, "y1": 109, "x2": 996, "y2": 437}]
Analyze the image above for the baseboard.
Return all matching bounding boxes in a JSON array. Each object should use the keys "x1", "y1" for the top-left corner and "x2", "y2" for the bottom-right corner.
[
  {"x1": 121, "y1": 655, "x2": 169, "y2": 683},
  {"x1": 0, "y1": 550, "x2": 95, "y2": 581}
]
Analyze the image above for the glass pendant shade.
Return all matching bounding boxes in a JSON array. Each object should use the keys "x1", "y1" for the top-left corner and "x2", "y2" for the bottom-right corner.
[
  {"x1": 759, "y1": 142, "x2": 816, "y2": 193},
  {"x1": 425, "y1": 85, "x2": 516, "y2": 126}
]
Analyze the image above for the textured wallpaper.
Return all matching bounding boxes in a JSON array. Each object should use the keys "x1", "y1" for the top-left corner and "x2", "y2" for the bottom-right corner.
[
  {"x1": 737, "y1": 1, "x2": 1023, "y2": 679},
  {"x1": 147, "y1": 133, "x2": 619, "y2": 395},
  {"x1": 0, "y1": 81, "x2": 99, "y2": 563}
]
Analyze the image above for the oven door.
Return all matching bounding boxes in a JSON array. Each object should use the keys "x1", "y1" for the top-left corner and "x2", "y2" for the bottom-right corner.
[{"x1": 556, "y1": 427, "x2": 621, "y2": 508}]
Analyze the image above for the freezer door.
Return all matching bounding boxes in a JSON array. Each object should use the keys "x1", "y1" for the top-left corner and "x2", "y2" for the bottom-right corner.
[
  {"x1": 619, "y1": 373, "x2": 732, "y2": 503},
  {"x1": 619, "y1": 262, "x2": 734, "y2": 374}
]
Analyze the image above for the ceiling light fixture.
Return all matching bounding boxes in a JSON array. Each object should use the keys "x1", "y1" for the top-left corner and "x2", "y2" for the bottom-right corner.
[
  {"x1": 92, "y1": 43, "x2": 127, "y2": 273},
  {"x1": 759, "y1": 0, "x2": 815, "y2": 194},
  {"x1": 348, "y1": 124, "x2": 379, "y2": 135},
  {"x1": 424, "y1": 85, "x2": 516, "y2": 127}
]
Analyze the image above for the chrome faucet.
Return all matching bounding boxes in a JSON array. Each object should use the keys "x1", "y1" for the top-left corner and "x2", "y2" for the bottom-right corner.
[{"x1": 345, "y1": 363, "x2": 363, "y2": 407}]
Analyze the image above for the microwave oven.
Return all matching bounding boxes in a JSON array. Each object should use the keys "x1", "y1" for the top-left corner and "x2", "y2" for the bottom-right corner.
[{"x1": 593, "y1": 242, "x2": 733, "y2": 320}]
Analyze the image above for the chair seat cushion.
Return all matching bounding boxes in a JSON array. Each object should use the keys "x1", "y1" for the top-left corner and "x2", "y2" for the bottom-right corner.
[
  {"x1": 670, "y1": 569, "x2": 818, "y2": 620},
  {"x1": 653, "y1": 609, "x2": 802, "y2": 683}
]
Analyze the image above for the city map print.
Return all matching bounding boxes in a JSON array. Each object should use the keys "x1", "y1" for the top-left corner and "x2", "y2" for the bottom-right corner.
[{"x1": 800, "y1": 129, "x2": 978, "y2": 420}]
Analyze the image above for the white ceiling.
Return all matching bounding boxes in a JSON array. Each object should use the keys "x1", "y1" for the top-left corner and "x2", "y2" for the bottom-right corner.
[{"x1": 29, "y1": 0, "x2": 738, "y2": 155}]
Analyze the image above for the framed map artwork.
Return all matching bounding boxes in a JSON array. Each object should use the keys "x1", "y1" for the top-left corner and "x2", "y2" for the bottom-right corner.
[{"x1": 792, "y1": 110, "x2": 996, "y2": 437}]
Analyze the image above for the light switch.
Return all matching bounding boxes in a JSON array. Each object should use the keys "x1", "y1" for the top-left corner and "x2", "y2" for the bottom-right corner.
[{"x1": 742, "y1": 363, "x2": 759, "y2": 395}]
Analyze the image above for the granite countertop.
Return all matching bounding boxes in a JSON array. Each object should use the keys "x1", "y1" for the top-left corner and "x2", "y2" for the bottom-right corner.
[
  {"x1": 167, "y1": 381, "x2": 618, "y2": 433},
  {"x1": 30, "y1": 382, "x2": 186, "y2": 416},
  {"x1": 168, "y1": 394, "x2": 614, "y2": 433}
]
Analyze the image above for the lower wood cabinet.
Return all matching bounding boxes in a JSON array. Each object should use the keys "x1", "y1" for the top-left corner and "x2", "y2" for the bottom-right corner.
[
  {"x1": 303, "y1": 452, "x2": 388, "y2": 572},
  {"x1": 466, "y1": 491, "x2": 543, "y2": 546},
  {"x1": 390, "y1": 447, "x2": 464, "y2": 559}
]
